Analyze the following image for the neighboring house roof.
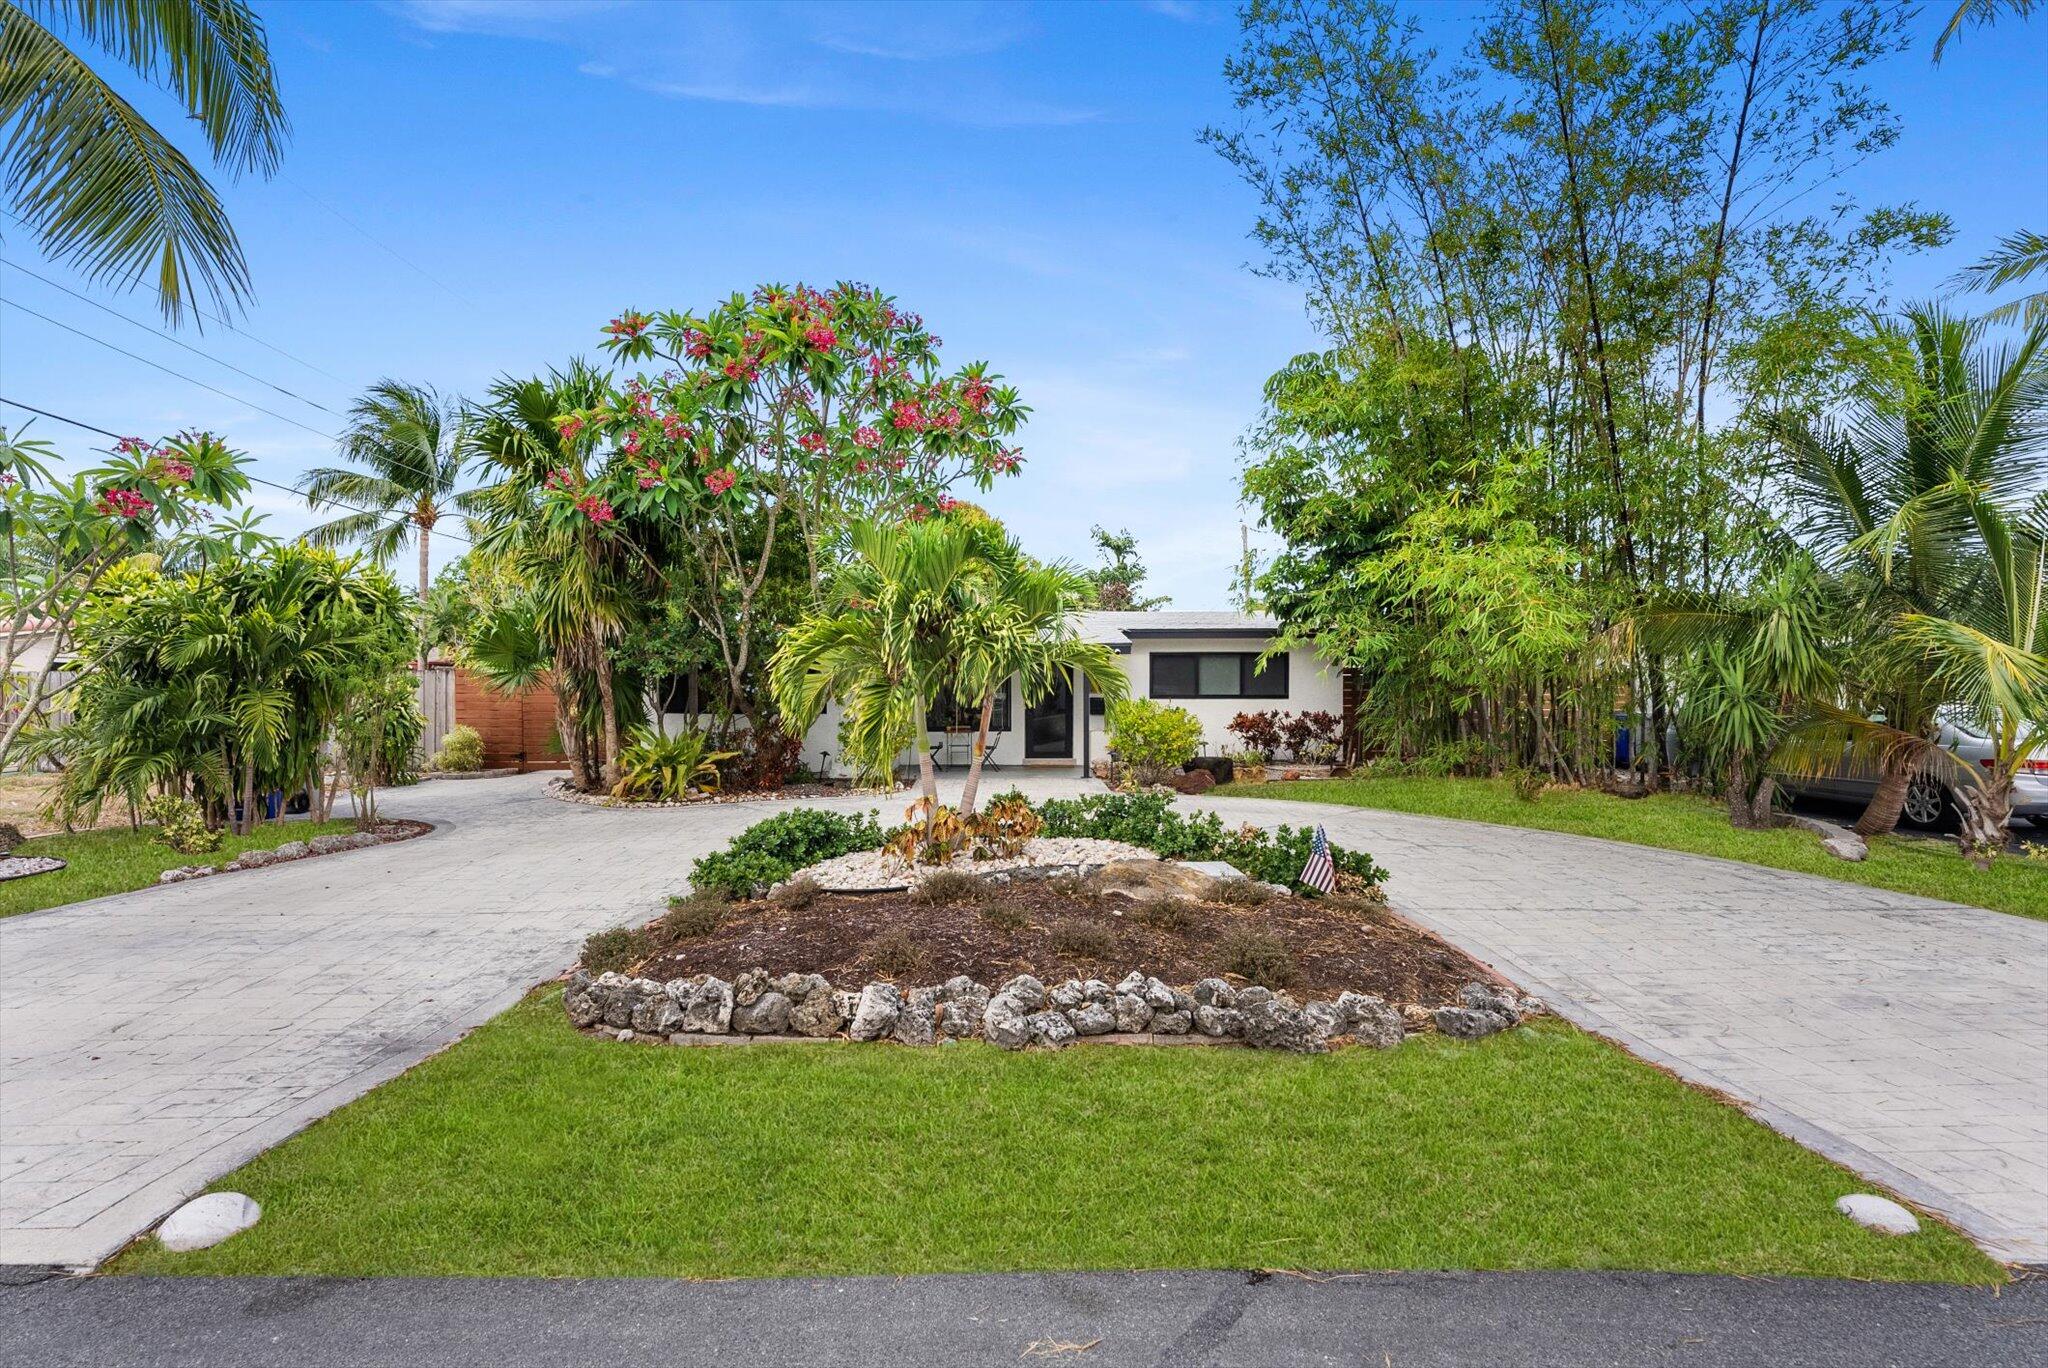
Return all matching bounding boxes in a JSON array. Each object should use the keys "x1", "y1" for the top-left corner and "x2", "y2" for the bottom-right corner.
[{"x1": 1076, "y1": 610, "x2": 1281, "y2": 650}]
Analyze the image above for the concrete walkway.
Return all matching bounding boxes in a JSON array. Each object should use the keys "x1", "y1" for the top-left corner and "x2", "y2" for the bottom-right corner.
[
  {"x1": 2, "y1": 773, "x2": 2044, "y2": 1267},
  {"x1": 5, "y1": 1269, "x2": 2044, "y2": 1368}
]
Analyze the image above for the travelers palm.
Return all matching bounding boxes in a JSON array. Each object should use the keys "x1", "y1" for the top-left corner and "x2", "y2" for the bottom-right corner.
[{"x1": 0, "y1": 0, "x2": 287, "y2": 322}]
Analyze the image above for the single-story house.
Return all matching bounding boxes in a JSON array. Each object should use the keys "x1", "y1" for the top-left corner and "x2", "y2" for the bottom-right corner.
[{"x1": 792, "y1": 611, "x2": 1347, "y2": 778}]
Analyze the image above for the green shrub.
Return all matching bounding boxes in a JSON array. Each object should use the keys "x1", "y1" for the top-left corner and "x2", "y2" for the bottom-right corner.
[
  {"x1": 662, "y1": 893, "x2": 725, "y2": 938},
  {"x1": 143, "y1": 795, "x2": 222, "y2": 855},
  {"x1": 432, "y1": 725, "x2": 485, "y2": 773},
  {"x1": 1105, "y1": 698, "x2": 1204, "y2": 783},
  {"x1": 1216, "y1": 927, "x2": 1298, "y2": 987},
  {"x1": 689, "y1": 808, "x2": 884, "y2": 898},
  {"x1": 1035, "y1": 792, "x2": 1388, "y2": 893},
  {"x1": 580, "y1": 926, "x2": 643, "y2": 975},
  {"x1": 613, "y1": 728, "x2": 736, "y2": 802}
]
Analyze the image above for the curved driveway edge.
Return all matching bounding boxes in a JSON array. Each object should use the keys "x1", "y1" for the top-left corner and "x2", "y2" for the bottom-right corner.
[{"x1": 2, "y1": 772, "x2": 2044, "y2": 1269}]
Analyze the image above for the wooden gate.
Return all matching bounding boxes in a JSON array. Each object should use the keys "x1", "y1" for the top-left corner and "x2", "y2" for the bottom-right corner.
[
  {"x1": 413, "y1": 663, "x2": 454, "y2": 760},
  {"x1": 450, "y1": 667, "x2": 567, "y2": 771}
]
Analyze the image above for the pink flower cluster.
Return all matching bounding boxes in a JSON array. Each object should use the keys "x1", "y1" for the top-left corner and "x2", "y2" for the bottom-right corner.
[
  {"x1": 558, "y1": 415, "x2": 586, "y2": 442},
  {"x1": 159, "y1": 459, "x2": 196, "y2": 484},
  {"x1": 545, "y1": 468, "x2": 575, "y2": 491},
  {"x1": 603, "y1": 312, "x2": 650, "y2": 340},
  {"x1": 682, "y1": 328, "x2": 714, "y2": 360},
  {"x1": 704, "y1": 467, "x2": 736, "y2": 495},
  {"x1": 623, "y1": 429, "x2": 643, "y2": 457},
  {"x1": 961, "y1": 378, "x2": 993, "y2": 413},
  {"x1": 935, "y1": 494, "x2": 960, "y2": 513},
  {"x1": 986, "y1": 446, "x2": 1022, "y2": 474},
  {"x1": 798, "y1": 432, "x2": 828, "y2": 454},
  {"x1": 577, "y1": 494, "x2": 616, "y2": 523},
  {"x1": 852, "y1": 425, "x2": 882, "y2": 449},
  {"x1": 804, "y1": 325, "x2": 838, "y2": 351},
  {"x1": 661, "y1": 413, "x2": 692, "y2": 441},
  {"x1": 114, "y1": 436, "x2": 161, "y2": 459},
  {"x1": 96, "y1": 488, "x2": 155, "y2": 519},
  {"x1": 890, "y1": 399, "x2": 927, "y2": 431}
]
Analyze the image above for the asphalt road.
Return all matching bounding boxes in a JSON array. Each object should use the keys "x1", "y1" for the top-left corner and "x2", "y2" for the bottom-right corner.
[{"x1": 3, "y1": 1268, "x2": 2044, "y2": 1368}]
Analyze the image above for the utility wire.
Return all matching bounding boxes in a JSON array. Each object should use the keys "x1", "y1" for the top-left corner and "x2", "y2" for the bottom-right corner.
[
  {"x1": 2, "y1": 295, "x2": 342, "y2": 443},
  {"x1": 279, "y1": 173, "x2": 477, "y2": 308},
  {"x1": 0, "y1": 207, "x2": 350, "y2": 384},
  {"x1": 1, "y1": 260, "x2": 342, "y2": 419},
  {"x1": 0, "y1": 395, "x2": 473, "y2": 550}
]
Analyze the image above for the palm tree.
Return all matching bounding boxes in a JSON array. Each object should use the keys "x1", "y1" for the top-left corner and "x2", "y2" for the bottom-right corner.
[
  {"x1": 301, "y1": 380, "x2": 471, "y2": 667},
  {"x1": 465, "y1": 363, "x2": 638, "y2": 791},
  {"x1": 951, "y1": 530, "x2": 1127, "y2": 815},
  {"x1": 769, "y1": 517, "x2": 988, "y2": 820},
  {"x1": 1955, "y1": 230, "x2": 2048, "y2": 327},
  {"x1": 1773, "y1": 306, "x2": 2048, "y2": 851},
  {"x1": 1934, "y1": 0, "x2": 2037, "y2": 61},
  {"x1": 0, "y1": 0, "x2": 287, "y2": 323}
]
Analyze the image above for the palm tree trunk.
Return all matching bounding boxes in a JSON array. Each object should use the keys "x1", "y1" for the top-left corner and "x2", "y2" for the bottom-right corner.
[
  {"x1": 1726, "y1": 749, "x2": 1758, "y2": 828},
  {"x1": 915, "y1": 741, "x2": 939, "y2": 837},
  {"x1": 1854, "y1": 749, "x2": 1914, "y2": 837},
  {"x1": 551, "y1": 672, "x2": 592, "y2": 792},
  {"x1": 416, "y1": 524, "x2": 431, "y2": 669},
  {"x1": 1956, "y1": 779, "x2": 2010, "y2": 865},
  {"x1": 960, "y1": 690, "x2": 997, "y2": 817},
  {"x1": 593, "y1": 648, "x2": 622, "y2": 791},
  {"x1": 1747, "y1": 773, "x2": 1777, "y2": 827}
]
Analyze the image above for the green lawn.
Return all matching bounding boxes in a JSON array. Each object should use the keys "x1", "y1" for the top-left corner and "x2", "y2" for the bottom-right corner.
[
  {"x1": 112, "y1": 991, "x2": 1997, "y2": 1283},
  {"x1": 1221, "y1": 776, "x2": 2048, "y2": 922},
  {"x1": 0, "y1": 819, "x2": 359, "y2": 919}
]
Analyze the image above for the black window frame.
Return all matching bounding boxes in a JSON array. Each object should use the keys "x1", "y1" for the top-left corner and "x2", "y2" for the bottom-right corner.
[
  {"x1": 927, "y1": 678, "x2": 1012, "y2": 731},
  {"x1": 1149, "y1": 651, "x2": 1288, "y2": 700}
]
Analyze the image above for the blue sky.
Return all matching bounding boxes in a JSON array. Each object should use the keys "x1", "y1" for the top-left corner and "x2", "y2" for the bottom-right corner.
[{"x1": 1, "y1": 0, "x2": 2043, "y2": 605}]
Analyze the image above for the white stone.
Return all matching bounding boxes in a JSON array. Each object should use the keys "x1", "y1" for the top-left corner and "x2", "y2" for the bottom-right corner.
[
  {"x1": 789, "y1": 836, "x2": 1157, "y2": 892},
  {"x1": 157, "y1": 1192, "x2": 260, "y2": 1251},
  {"x1": 1835, "y1": 1193, "x2": 1919, "y2": 1235}
]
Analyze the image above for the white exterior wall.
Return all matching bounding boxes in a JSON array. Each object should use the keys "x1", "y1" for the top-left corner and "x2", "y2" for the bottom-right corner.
[
  {"x1": 1086, "y1": 636, "x2": 1343, "y2": 762},
  {"x1": 664, "y1": 632, "x2": 1343, "y2": 779}
]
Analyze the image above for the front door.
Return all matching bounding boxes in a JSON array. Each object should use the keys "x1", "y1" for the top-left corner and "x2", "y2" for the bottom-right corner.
[{"x1": 1024, "y1": 672, "x2": 1074, "y2": 759}]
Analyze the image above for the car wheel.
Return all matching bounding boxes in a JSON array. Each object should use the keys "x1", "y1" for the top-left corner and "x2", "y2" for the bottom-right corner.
[{"x1": 1900, "y1": 776, "x2": 1953, "y2": 830}]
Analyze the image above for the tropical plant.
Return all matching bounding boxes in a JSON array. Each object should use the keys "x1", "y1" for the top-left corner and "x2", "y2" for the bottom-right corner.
[
  {"x1": 611, "y1": 727, "x2": 734, "y2": 802},
  {"x1": 0, "y1": 425, "x2": 253, "y2": 770},
  {"x1": 1104, "y1": 698, "x2": 1203, "y2": 786},
  {"x1": 143, "y1": 794, "x2": 220, "y2": 855},
  {"x1": 0, "y1": 0, "x2": 287, "y2": 322},
  {"x1": 768, "y1": 515, "x2": 988, "y2": 823},
  {"x1": 1033, "y1": 791, "x2": 1389, "y2": 892},
  {"x1": 948, "y1": 525, "x2": 1127, "y2": 814},
  {"x1": 302, "y1": 380, "x2": 475, "y2": 666},
  {"x1": 34, "y1": 544, "x2": 412, "y2": 834},
  {"x1": 1955, "y1": 230, "x2": 2048, "y2": 328},
  {"x1": 1934, "y1": 0, "x2": 2036, "y2": 60},
  {"x1": 1771, "y1": 306, "x2": 2048, "y2": 849},
  {"x1": 1082, "y1": 525, "x2": 1169, "y2": 611}
]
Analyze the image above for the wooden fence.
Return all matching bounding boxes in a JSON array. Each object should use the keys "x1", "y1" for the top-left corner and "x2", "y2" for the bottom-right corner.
[
  {"x1": 414, "y1": 664, "x2": 454, "y2": 760},
  {"x1": 449, "y1": 666, "x2": 567, "y2": 771}
]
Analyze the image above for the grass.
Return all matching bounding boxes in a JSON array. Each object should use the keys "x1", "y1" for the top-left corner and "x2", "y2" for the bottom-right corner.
[
  {"x1": 112, "y1": 990, "x2": 1999, "y2": 1284},
  {"x1": 1220, "y1": 776, "x2": 2048, "y2": 923},
  {"x1": 0, "y1": 818, "x2": 359, "y2": 919}
]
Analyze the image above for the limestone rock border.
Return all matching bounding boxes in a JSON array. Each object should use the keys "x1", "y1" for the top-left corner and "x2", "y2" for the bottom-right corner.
[
  {"x1": 565, "y1": 967, "x2": 1543, "y2": 1055},
  {"x1": 545, "y1": 777, "x2": 897, "y2": 811},
  {"x1": 155, "y1": 819, "x2": 432, "y2": 886}
]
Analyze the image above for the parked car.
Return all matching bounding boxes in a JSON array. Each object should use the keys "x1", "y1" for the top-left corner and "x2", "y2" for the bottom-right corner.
[{"x1": 1774, "y1": 720, "x2": 2048, "y2": 829}]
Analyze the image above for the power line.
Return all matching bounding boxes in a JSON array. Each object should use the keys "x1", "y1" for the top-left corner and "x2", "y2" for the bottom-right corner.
[
  {"x1": 2, "y1": 295, "x2": 343, "y2": 444},
  {"x1": 279, "y1": 172, "x2": 477, "y2": 308},
  {"x1": 0, "y1": 395, "x2": 473, "y2": 550},
  {"x1": 0, "y1": 206, "x2": 351, "y2": 385},
  {"x1": 1, "y1": 260, "x2": 342, "y2": 419}
]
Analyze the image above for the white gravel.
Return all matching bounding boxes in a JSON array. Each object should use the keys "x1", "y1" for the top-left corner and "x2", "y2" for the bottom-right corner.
[
  {"x1": 0, "y1": 854, "x2": 66, "y2": 882},
  {"x1": 792, "y1": 837, "x2": 1156, "y2": 892}
]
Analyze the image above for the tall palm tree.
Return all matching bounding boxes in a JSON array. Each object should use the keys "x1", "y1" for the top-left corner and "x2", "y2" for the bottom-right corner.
[
  {"x1": 1955, "y1": 230, "x2": 2048, "y2": 327},
  {"x1": 1, "y1": 0, "x2": 287, "y2": 323},
  {"x1": 1773, "y1": 306, "x2": 2048, "y2": 849},
  {"x1": 951, "y1": 529, "x2": 1127, "y2": 815},
  {"x1": 301, "y1": 380, "x2": 471, "y2": 667}
]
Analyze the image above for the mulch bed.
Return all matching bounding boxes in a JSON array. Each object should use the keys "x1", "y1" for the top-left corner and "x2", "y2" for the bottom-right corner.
[{"x1": 631, "y1": 882, "x2": 1494, "y2": 1003}]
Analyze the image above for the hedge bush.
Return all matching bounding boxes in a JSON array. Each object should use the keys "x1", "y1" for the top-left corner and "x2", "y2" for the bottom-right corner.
[
  {"x1": 689, "y1": 807, "x2": 884, "y2": 898},
  {"x1": 1034, "y1": 791, "x2": 1387, "y2": 892}
]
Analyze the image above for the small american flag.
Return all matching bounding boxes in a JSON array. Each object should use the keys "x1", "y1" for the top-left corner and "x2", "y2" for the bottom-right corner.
[{"x1": 1299, "y1": 823, "x2": 1337, "y2": 895}]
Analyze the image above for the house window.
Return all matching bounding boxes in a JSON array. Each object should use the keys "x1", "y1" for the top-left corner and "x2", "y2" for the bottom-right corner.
[
  {"x1": 1149, "y1": 652, "x2": 1288, "y2": 699},
  {"x1": 928, "y1": 680, "x2": 1012, "y2": 731}
]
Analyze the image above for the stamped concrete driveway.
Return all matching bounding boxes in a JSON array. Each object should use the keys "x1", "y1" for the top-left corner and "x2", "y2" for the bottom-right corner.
[{"x1": 3, "y1": 772, "x2": 2045, "y2": 1269}]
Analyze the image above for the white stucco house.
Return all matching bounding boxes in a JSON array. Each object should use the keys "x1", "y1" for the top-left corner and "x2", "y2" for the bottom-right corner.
[{"x1": 789, "y1": 610, "x2": 1346, "y2": 778}]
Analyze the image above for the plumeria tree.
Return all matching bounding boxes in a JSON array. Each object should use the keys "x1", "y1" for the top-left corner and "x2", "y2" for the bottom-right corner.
[
  {"x1": 540, "y1": 283, "x2": 1028, "y2": 747},
  {"x1": 0, "y1": 425, "x2": 252, "y2": 770}
]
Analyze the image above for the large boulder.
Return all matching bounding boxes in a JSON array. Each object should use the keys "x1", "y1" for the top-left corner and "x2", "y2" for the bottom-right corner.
[
  {"x1": 1085, "y1": 859, "x2": 1223, "y2": 903},
  {"x1": 1432, "y1": 1006, "x2": 1511, "y2": 1040},
  {"x1": 1337, "y1": 991, "x2": 1406, "y2": 1049},
  {"x1": 1193, "y1": 1004, "x2": 1245, "y2": 1038},
  {"x1": 1113, "y1": 993, "x2": 1154, "y2": 1033},
  {"x1": 681, "y1": 977, "x2": 733, "y2": 1034},
  {"x1": 848, "y1": 983, "x2": 902, "y2": 1041},
  {"x1": 563, "y1": 971, "x2": 604, "y2": 1028},
  {"x1": 788, "y1": 981, "x2": 846, "y2": 1037},
  {"x1": 157, "y1": 1192, "x2": 260, "y2": 1252},
  {"x1": 982, "y1": 993, "x2": 1032, "y2": 1049},
  {"x1": 937, "y1": 977, "x2": 990, "y2": 1039},
  {"x1": 1150, "y1": 1009, "x2": 1192, "y2": 1036},
  {"x1": 1240, "y1": 999, "x2": 1327, "y2": 1054},
  {"x1": 734, "y1": 967, "x2": 771, "y2": 1007},
  {"x1": 1049, "y1": 979, "x2": 1086, "y2": 1011},
  {"x1": 893, "y1": 986, "x2": 940, "y2": 1046},
  {"x1": 1068, "y1": 1002, "x2": 1116, "y2": 1036},
  {"x1": 1144, "y1": 977, "x2": 1180, "y2": 1011},
  {"x1": 1191, "y1": 978, "x2": 1237, "y2": 1009},
  {"x1": 1025, "y1": 1011, "x2": 1077, "y2": 1048},
  {"x1": 732, "y1": 991, "x2": 791, "y2": 1035},
  {"x1": 997, "y1": 974, "x2": 1048, "y2": 1012},
  {"x1": 632, "y1": 990, "x2": 684, "y2": 1035}
]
